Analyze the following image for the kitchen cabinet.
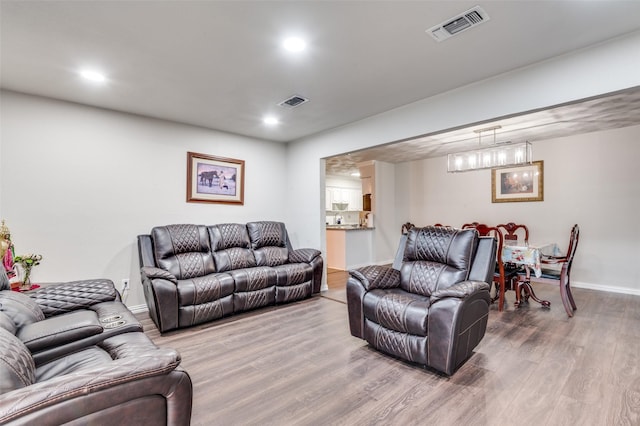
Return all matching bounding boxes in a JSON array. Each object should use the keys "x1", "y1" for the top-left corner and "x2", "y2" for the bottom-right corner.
[
  {"x1": 361, "y1": 176, "x2": 373, "y2": 195},
  {"x1": 326, "y1": 186, "x2": 362, "y2": 211}
]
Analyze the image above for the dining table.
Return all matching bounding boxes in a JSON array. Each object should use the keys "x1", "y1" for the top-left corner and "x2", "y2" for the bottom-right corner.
[{"x1": 502, "y1": 242, "x2": 561, "y2": 308}]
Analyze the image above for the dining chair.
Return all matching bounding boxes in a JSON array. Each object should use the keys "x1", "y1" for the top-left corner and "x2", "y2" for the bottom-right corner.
[
  {"x1": 497, "y1": 222, "x2": 530, "y2": 287},
  {"x1": 462, "y1": 222, "x2": 513, "y2": 311},
  {"x1": 517, "y1": 224, "x2": 580, "y2": 317},
  {"x1": 497, "y1": 222, "x2": 529, "y2": 246}
]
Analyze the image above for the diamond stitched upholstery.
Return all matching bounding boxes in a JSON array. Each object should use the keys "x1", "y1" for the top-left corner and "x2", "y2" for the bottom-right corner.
[
  {"x1": 273, "y1": 263, "x2": 312, "y2": 286},
  {"x1": 375, "y1": 293, "x2": 413, "y2": 333},
  {"x1": 0, "y1": 291, "x2": 45, "y2": 327},
  {"x1": 139, "y1": 221, "x2": 323, "y2": 332},
  {"x1": 0, "y1": 327, "x2": 35, "y2": 393},
  {"x1": 247, "y1": 221, "x2": 286, "y2": 249},
  {"x1": 401, "y1": 227, "x2": 476, "y2": 297},
  {"x1": 254, "y1": 246, "x2": 289, "y2": 267},
  {"x1": 372, "y1": 323, "x2": 413, "y2": 362},
  {"x1": 152, "y1": 224, "x2": 215, "y2": 280},
  {"x1": 28, "y1": 279, "x2": 119, "y2": 317},
  {"x1": 168, "y1": 224, "x2": 200, "y2": 253},
  {"x1": 213, "y1": 223, "x2": 251, "y2": 250},
  {"x1": 347, "y1": 226, "x2": 493, "y2": 375},
  {"x1": 209, "y1": 224, "x2": 257, "y2": 272},
  {"x1": 405, "y1": 261, "x2": 446, "y2": 296}
]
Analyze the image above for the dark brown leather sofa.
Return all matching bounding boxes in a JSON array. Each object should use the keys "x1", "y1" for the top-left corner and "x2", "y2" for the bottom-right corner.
[
  {"x1": 138, "y1": 221, "x2": 323, "y2": 333},
  {"x1": 0, "y1": 272, "x2": 192, "y2": 425},
  {"x1": 347, "y1": 226, "x2": 496, "y2": 375}
]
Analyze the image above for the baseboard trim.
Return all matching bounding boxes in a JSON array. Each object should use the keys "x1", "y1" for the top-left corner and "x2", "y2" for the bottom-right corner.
[
  {"x1": 571, "y1": 281, "x2": 640, "y2": 297},
  {"x1": 127, "y1": 304, "x2": 149, "y2": 314}
]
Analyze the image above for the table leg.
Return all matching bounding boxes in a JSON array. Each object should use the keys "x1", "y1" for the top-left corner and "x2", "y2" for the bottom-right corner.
[
  {"x1": 519, "y1": 280, "x2": 551, "y2": 308},
  {"x1": 514, "y1": 267, "x2": 551, "y2": 308}
]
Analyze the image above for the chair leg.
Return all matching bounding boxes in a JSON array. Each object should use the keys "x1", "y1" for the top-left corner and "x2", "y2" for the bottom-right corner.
[
  {"x1": 498, "y1": 278, "x2": 505, "y2": 312},
  {"x1": 566, "y1": 275, "x2": 577, "y2": 311},
  {"x1": 559, "y1": 273, "x2": 574, "y2": 318}
]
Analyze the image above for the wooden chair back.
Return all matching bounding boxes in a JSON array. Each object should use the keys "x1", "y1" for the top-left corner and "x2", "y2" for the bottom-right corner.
[
  {"x1": 462, "y1": 222, "x2": 511, "y2": 311},
  {"x1": 497, "y1": 222, "x2": 529, "y2": 246},
  {"x1": 537, "y1": 224, "x2": 580, "y2": 317}
]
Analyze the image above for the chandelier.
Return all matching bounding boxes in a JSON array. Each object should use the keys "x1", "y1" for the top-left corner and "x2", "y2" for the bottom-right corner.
[{"x1": 447, "y1": 125, "x2": 532, "y2": 173}]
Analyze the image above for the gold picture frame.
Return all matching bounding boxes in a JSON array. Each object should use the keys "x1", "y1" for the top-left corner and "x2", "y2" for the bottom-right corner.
[
  {"x1": 491, "y1": 160, "x2": 543, "y2": 203},
  {"x1": 187, "y1": 152, "x2": 245, "y2": 205}
]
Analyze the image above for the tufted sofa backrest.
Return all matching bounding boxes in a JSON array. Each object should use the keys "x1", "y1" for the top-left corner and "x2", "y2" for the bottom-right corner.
[
  {"x1": 400, "y1": 226, "x2": 478, "y2": 297},
  {"x1": 208, "y1": 223, "x2": 257, "y2": 272},
  {"x1": 0, "y1": 326, "x2": 36, "y2": 395},
  {"x1": 246, "y1": 221, "x2": 290, "y2": 267},
  {"x1": 0, "y1": 291, "x2": 39, "y2": 395},
  {"x1": 151, "y1": 224, "x2": 215, "y2": 280}
]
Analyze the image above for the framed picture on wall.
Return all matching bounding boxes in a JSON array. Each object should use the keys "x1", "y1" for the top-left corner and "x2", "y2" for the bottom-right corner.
[
  {"x1": 491, "y1": 160, "x2": 543, "y2": 203},
  {"x1": 187, "y1": 152, "x2": 245, "y2": 205}
]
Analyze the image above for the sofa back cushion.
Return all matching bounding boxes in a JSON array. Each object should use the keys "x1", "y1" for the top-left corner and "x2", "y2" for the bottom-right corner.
[
  {"x1": 151, "y1": 224, "x2": 215, "y2": 280},
  {"x1": 0, "y1": 327, "x2": 35, "y2": 394},
  {"x1": 246, "y1": 222, "x2": 290, "y2": 267},
  {"x1": 400, "y1": 226, "x2": 478, "y2": 297},
  {"x1": 0, "y1": 290, "x2": 45, "y2": 329},
  {"x1": 208, "y1": 223, "x2": 257, "y2": 272}
]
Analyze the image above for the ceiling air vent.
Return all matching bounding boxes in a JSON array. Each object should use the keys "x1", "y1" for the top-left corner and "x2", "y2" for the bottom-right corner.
[
  {"x1": 427, "y1": 6, "x2": 490, "y2": 42},
  {"x1": 278, "y1": 95, "x2": 309, "y2": 108}
]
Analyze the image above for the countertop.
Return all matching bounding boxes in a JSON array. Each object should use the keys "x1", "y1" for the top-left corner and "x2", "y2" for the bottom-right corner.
[{"x1": 326, "y1": 225, "x2": 374, "y2": 231}]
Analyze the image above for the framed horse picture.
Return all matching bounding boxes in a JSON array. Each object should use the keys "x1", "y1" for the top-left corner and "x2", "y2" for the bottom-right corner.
[{"x1": 187, "y1": 152, "x2": 245, "y2": 205}]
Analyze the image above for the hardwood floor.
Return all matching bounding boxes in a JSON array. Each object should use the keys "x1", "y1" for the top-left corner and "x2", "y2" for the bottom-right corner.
[{"x1": 139, "y1": 278, "x2": 640, "y2": 425}]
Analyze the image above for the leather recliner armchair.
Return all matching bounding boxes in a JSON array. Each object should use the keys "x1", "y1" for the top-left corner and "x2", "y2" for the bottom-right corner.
[
  {"x1": 0, "y1": 271, "x2": 192, "y2": 425},
  {"x1": 347, "y1": 226, "x2": 496, "y2": 375}
]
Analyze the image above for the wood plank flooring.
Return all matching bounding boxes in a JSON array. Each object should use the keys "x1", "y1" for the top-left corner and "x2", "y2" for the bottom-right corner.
[{"x1": 139, "y1": 277, "x2": 640, "y2": 425}]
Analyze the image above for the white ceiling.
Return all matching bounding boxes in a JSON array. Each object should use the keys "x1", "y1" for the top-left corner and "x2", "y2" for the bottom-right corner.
[{"x1": 2, "y1": 1, "x2": 640, "y2": 159}]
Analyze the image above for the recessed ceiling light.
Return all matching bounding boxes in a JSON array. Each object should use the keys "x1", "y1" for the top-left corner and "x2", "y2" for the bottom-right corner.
[
  {"x1": 79, "y1": 69, "x2": 106, "y2": 83},
  {"x1": 351, "y1": 172, "x2": 361, "y2": 177},
  {"x1": 283, "y1": 37, "x2": 306, "y2": 52},
  {"x1": 263, "y1": 116, "x2": 279, "y2": 126}
]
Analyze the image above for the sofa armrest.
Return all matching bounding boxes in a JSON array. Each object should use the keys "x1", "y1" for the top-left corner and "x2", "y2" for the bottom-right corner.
[
  {"x1": 140, "y1": 270, "x2": 179, "y2": 333},
  {"x1": 141, "y1": 266, "x2": 178, "y2": 284},
  {"x1": 17, "y1": 310, "x2": 103, "y2": 352},
  {"x1": 289, "y1": 248, "x2": 321, "y2": 264},
  {"x1": 28, "y1": 279, "x2": 119, "y2": 317},
  {"x1": 429, "y1": 280, "x2": 490, "y2": 304},
  {"x1": 0, "y1": 349, "x2": 188, "y2": 425},
  {"x1": 349, "y1": 265, "x2": 400, "y2": 291},
  {"x1": 427, "y1": 282, "x2": 491, "y2": 375}
]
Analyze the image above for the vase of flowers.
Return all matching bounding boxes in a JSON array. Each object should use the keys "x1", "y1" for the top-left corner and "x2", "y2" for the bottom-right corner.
[{"x1": 14, "y1": 253, "x2": 43, "y2": 291}]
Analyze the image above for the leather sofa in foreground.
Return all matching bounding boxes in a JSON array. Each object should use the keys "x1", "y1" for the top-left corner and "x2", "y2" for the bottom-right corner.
[
  {"x1": 0, "y1": 272, "x2": 192, "y2": 425},
  {"x1": 138, "y1": 221, "x2": 323, "y2": 333},
  {"x1": 347, "y1": 226, "x2": 496, "y2": 376}
]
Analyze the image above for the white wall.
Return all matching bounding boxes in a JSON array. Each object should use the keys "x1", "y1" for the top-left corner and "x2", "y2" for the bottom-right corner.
[
  {"x1": 286, "y1": 31, "x2": 640, "y2": 278},
  {"x1": 0, "y1": 91, "x2": 288, "y2": 308},
  {"x1": 400, "y1": 125, "x2": 640, "y2": 294}
]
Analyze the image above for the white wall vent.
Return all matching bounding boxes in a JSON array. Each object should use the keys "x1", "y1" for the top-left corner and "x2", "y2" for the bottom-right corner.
[
  {"x1": 427, "y1": 6, "x2": 490, "y2": 42},
  {"x1": 278, "y1": 95, "x2": 309, "y2": 108}
]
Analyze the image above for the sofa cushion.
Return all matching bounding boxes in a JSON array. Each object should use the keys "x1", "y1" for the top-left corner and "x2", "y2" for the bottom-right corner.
[
  {"x1": 400, "y1": 227, "x2": 477, "y2": 297},
  {"x1": 152, "y1": 224, "x2": 215, "y2": 279},
  {"x1": 0, "y1": 327, "x2": 36, "y2": 394},
  {"x1": 208, "y1": 224, "x2": 257, "y2": 272},
  {"x1": 176, "y1": 273, "x2": 235, "y2": 306},
  {"x1": 363, "y1": 288, "x2": 431, "y2": 337},
  {"x1": 229, "y1": 267, "x2": 277, "y2": 292},
  {"x1": 0, "y1": 311, "x2": 16, "y2": 335},
  {"x1": 272, "y1": 263, "x2": 313, "y2": 287},
  {"x1": 0, "y1": 290, "x2": 45, "y2": 329},
  {"x1": 247, "y1": 222, "x2": 290, "y2": 267},
  {"x1": 35, "y1": 346, "x2": 112, "y2": 382}
]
